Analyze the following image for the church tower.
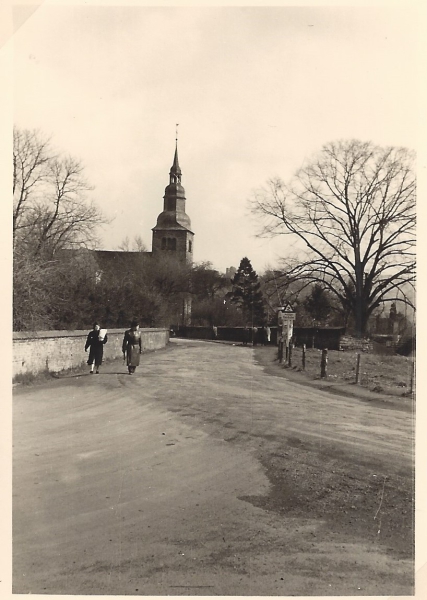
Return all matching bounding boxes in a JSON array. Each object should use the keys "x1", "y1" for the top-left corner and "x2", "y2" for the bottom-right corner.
[{"x1": 152, "y1": 141, "x2": 194, "y2": 264}]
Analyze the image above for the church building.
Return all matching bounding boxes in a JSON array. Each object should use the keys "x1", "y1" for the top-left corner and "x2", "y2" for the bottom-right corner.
[
  {"x1": 90, "y1": 140, "x2": 194, "y2": 269},
  {"x1": 152, "y1": 142, "x2": 194, "y2": 264},
  {"x1": 72, "y1": 141, "x2": 194, "y2": 325}
]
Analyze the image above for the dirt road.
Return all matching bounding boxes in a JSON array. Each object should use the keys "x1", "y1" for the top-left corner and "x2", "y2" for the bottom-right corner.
[{"x1": 13, "y1": 339, "x2": 414, "y2": 595}]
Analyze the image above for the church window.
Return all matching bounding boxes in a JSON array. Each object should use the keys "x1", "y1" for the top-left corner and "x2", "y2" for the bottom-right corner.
[
  {"x1": 167, "y1": 237, "x2": 176, "y2": 251},
  {"x1": 188, "y1": 240, "x2": 192, "y2": 252}
]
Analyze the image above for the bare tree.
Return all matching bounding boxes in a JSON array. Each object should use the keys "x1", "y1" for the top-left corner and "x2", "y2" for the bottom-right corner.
[
  {"x1": 13, "y1": 127, "x2": 107, "y2": 330},
  {"x1": 117, "y1": 236, "x2": 131, "y2": 252},
  {"x1": 13, "y1": 250, "x2": 56, "y2": 330},
  {"x1": 117, "y1": 235, "x2": 147, "y2": 252},
  {"x1": 13, "y1": 246, "x2": 99, "y2": 331},
  {"x1": 133, "y1": 235, "x2": 147, "y2": 253},
  {"x1": 13, "y1": 127, "x2": 52, "y2": 238},
  {"x1": 251, "y1": 140, "x2": 416, "y2": 336},
  {"x1": 13, "y1": 127, "x2": 106, "y2": 257}
]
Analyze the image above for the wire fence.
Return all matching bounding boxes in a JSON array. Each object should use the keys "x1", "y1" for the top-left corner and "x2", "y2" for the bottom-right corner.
[{"x1": 277, "y1": 343, "x2": 415, "y2": 396}]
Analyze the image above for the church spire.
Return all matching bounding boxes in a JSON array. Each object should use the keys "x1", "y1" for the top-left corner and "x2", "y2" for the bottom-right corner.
[
  {"x1": 170, "y1": 124, "x2": 182, "y2": 184},
  {"x1": 152, "y1": 130, "x2": 194, "y2": 265}
]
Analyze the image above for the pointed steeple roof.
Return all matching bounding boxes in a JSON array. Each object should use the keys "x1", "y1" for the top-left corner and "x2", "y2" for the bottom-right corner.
[
  {"x1": 169, "y1": 140, "x2": 182, "y2": 189},
  {"x1": 153, "y1": 137, "x2": 193, "y2": 233},
  {"x1": 170, "y1": 125, "x2": 181, "y2": 183},
  {"x1": 165, "y1": 138, "x2": 184, "y2": 194},
  {"x1": 172, "y1": 143, "x2": 181, "y2": 174}
]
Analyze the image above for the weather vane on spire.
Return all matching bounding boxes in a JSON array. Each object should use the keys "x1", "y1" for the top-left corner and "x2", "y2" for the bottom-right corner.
[{"x1": 176, "y1": 123, "x2": 179, "y2": 143}]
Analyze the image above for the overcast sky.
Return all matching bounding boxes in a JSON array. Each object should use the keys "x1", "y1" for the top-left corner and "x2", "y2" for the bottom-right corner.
[{"x1": 12, "y1": 3, "x2": 419, "y2": 273}]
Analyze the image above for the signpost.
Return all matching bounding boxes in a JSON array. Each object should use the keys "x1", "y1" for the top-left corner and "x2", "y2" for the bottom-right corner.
[{"x1": 276, "y1": 304, "x2": 296, "y2": 364}]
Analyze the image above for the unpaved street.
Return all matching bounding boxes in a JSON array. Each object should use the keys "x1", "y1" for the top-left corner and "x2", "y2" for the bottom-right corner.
[{"x1": 13, "y1": 339, "x2": 414, "y2": 595}]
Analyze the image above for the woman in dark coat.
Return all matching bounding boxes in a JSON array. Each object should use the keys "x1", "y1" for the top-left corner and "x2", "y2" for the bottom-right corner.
[
  {"x1": 122, "y1": 320, "x2": 142, "y2": 374},
  {"x1": 85, "y1": 323, "x2": 108, "y2": 374}
]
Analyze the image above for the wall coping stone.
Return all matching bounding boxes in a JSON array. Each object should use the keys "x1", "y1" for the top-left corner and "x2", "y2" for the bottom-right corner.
[{"x1": 13, "y1": 328, "x2": 168, "y2": 340}]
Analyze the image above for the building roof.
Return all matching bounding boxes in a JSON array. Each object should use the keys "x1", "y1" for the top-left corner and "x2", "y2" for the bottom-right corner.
[{"x1": 170, "y1": 144, "x2": 182, "y2": 177}]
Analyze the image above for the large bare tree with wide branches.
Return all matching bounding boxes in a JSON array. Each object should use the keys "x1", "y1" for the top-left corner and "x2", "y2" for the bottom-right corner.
[{"x1": 251, "y1": 140, "x2": 416, "y2": 337}]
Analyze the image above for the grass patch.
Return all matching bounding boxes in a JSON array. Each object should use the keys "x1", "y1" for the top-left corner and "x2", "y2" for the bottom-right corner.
[{"x1": 257, "y1": 345, "x2": 415, "y2": 397}]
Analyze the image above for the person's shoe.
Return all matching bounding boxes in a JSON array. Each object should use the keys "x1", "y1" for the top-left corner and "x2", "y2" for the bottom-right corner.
[
  {"x1": 90, "y1": 371, "x2": 94, "y2": 374},
  {"x1": 95, "y1": 371, "x2": 99, "y2": 374}
]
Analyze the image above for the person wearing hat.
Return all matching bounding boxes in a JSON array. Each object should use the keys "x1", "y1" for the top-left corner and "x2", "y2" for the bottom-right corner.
[
  {"x1": 122, "y1": 320, "x2": 142, "y2": 374},
  {"x1": 85, "y1": 322, "x2": 108, "y2": 374}
]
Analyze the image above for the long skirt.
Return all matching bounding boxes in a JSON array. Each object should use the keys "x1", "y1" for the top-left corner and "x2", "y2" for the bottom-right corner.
[
  {"x1": 126, "y1": 344, "x2": 140, "y2": 368},
  {"x1": 87, "y1": 345, "x2": 104, "y2": 367}
]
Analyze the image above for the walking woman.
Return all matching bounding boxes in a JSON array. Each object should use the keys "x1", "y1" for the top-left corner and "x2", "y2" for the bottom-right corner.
[
  {"x1": 122, "y1": 320, "x2": 142, "y2": 374},
  {"x1": 85, "y1": 322, "x2": 108, "y2": 374}
]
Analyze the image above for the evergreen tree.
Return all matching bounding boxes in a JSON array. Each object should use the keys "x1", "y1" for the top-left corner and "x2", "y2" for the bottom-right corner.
[{"x1": 229, "y1": 257, "x2": 266, "y2": 325}]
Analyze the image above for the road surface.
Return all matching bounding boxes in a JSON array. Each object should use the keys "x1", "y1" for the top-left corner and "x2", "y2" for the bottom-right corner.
[{"x1": 13, "y1": 339, "x2": 414, "y2": 595}]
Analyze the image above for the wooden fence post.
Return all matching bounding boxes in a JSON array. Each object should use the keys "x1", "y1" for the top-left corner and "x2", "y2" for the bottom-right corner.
[
  {"x1": 278, "y1": 341, "x2": 284, "y2": 363},
  {"x1": 302, "y1": 344, "x2": 306, "y2": 370},
  {"x1": 355, "y1": 353, "x2": 361, "y2": 384},
  {"x1": 320, "y1": 348, "x2": 328, "y2": 378},
  {"x1": 288, "y1": 343, "x2": 293, "y2": 367},
  {"x1": 410, "y1": 360, "x2": 415, "y2": 395}
]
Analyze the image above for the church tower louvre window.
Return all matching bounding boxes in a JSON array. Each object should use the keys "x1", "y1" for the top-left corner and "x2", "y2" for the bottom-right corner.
[{"x1": 152, "y1": 136, "x2": 194, "y2": 264}]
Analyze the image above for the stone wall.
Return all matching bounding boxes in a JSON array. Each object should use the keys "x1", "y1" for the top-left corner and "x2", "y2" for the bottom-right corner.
[{"x1": 13, "y1": 328, "x2": 169, "y2": 379}]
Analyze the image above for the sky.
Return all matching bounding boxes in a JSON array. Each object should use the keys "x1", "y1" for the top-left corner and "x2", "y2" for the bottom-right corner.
[{"x1": 10, "y1": 2, "x2": 420, "y2": 274}]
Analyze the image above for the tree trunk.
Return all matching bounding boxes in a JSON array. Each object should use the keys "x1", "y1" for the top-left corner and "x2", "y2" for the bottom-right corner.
[{"x1": 354, "y1": 248, "x2": 365, "y2": 338}]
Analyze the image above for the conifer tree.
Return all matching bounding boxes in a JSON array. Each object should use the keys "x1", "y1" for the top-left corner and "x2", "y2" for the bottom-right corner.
[{"x1": 229, "y1": 257, "x2": 266, "y2": 325}]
